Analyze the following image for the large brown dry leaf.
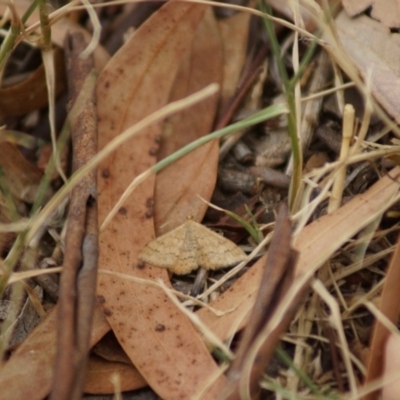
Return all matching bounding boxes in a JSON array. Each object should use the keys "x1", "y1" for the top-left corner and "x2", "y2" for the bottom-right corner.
[
  {"x1": 335, "y1": 10, "x2": 400, "y2": 123},
  {"x1": 96, "y1": 3, "x2": 226, "y2": 398},
  {"x1": 342, "y1": 0, "x2": 400, "y2": 29},
  {"x1": 154, "y1": 8, "x2": 222, "y2": 234},
  {"x1": 0, "y1": 306, "x2": 110, "y2": 400},
  {"x1": 197, "y1": 168, "x2": 400, "y2": 341}
]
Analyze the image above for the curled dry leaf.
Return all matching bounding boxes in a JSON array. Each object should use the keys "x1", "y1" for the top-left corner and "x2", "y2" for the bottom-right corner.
[
  {"x1": 0, "y1": 48, "x2": 66, "y2": 118},
  {"x1": 96, "y1": 2, "x2": 226, "y2": 398},
  {"x1": 335, "y1": 10, "x2": 400, "y2": 123},
  {"x1": 154, "y1": 8, "x2": 222, "y2": 234}
]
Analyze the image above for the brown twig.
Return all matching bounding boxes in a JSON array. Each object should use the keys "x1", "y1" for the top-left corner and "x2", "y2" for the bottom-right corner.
[
  {"x1": 325, "y1": 324, "x2": 345, "y2": 393},
  {"x1": 223, "y1": 204, "x2": 299, "y2": 399},
  {"x1": 215, "y1": 43, "x2": 269, "y2": 130},
  {"x1": 50, "y1": 32, "x2": 98, "y2": 400}
]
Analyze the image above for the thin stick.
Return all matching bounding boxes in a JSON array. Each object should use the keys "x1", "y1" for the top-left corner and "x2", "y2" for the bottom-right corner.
[
  {"x1": 50, "y1": 32, "x2": 98, "y2": 400},
  {"x1": 328, "y1": 104, "x2": 354, "y2": 213}
]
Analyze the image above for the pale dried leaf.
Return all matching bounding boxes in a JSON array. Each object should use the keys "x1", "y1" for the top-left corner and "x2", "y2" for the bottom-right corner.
[
  {"x1": 335, "y1": 11, "x2": 400, "y2": 123},
  {"x1": 342, "y1": 0, "x2": 400, "y2": 28},
  {"x1": 139, "y1": 220, "x2": 246, "y2": 274}
]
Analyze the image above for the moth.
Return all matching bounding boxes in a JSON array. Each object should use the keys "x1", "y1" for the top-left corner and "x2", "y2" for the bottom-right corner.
[{"x1": 139, "y1": 219, "x2": 246, "y2": 275}]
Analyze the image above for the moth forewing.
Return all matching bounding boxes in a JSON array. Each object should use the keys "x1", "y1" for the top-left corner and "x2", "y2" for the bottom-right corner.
[{"x1": 138, "y1": 219, "x2": 246, "y2": 274}]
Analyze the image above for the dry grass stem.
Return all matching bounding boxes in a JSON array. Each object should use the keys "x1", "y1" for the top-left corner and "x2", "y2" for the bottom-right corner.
[{"x1": 328, "y1": 103, "x2": 355, "y2": 212}]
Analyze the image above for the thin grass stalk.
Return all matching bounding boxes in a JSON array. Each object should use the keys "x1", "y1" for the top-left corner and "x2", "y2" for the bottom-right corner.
[
  {"x1": 38, "y1": 0, "x2": 51, "y2": 49},
  {"x1": 260, "y1": 2, "x2": 302, "y2": 212},
  {"x1": 275, "y1": 346, "x2": 324, "y2": 397}
]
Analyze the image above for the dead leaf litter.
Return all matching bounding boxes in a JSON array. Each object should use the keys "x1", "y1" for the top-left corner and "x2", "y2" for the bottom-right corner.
[{"x1": 2, "y1": 1, "x2": 400, "y2": 399}]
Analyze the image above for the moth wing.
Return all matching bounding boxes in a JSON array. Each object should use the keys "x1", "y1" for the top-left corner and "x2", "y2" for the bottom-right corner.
[
  {"x1": 139, "y1": 221, "x2": 199, "y2": 274},
  {"x1": 139, "y1": 224, "x2": 187, "y2": 268},
  {"x1": 189, "y1": 221, "x2": 246, "y2": 270}
]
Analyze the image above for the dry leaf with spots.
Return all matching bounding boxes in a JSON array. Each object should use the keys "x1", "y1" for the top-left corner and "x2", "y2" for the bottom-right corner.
[
  {"x1": 139, "y1": 219, "x2": 246, "y2": 274},
  {"x1": 96, "y1": 2, "x2": 226, "y2": 398}
]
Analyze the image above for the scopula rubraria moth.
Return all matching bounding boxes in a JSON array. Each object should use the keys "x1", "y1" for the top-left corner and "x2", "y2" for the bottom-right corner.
[{"x1": 139, "y1": 219, "x2": 246, "y2": 275}]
